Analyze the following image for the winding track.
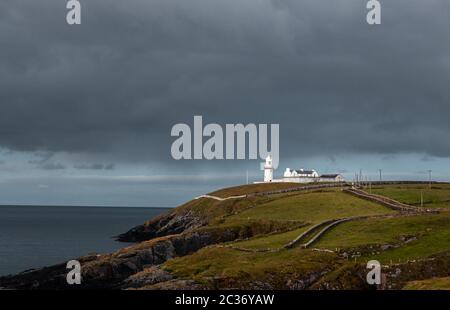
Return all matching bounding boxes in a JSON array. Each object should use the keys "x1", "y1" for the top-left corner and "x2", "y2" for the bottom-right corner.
[
  {"x1": 202, "y1": 183, "x2": 444, "y2": 253},
  {"x1": 344, "y1": 187, "x2": 441, "y2": 213},
  {"x1": 302, "y1": 217, "x2": 362, "y2": 248},
  {"x1": 196, "y1": 183, "x2": 348, "y2": 201},
  {"x1": 194, "y1": 194, "x2": 247, "y2": 201},
  {"x1": 222, "y1": 217, "x2": 365, "y2": 253}
]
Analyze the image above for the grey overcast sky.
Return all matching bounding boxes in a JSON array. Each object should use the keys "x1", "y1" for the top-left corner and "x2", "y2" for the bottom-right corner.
[{"x1": 1, "y1": 0, "x2": 450, "y2": 207}]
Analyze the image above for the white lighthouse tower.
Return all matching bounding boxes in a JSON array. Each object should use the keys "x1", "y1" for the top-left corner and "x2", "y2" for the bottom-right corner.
[{"x1": 264, "y1": 155, "x2": 273, "y2": 182}]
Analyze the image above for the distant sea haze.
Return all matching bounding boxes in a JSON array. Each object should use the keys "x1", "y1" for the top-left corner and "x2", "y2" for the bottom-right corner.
[{"x1": 0, "y1": 205, "x2": 169, "y2": 276}]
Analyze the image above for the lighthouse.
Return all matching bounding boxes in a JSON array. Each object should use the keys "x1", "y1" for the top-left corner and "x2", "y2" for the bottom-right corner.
[{"x1": 264, "y1": 155, "x2": 273, "y2": 182}]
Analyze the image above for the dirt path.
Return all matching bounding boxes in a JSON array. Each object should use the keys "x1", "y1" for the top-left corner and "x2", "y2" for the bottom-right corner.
[{"x1": 194, "y1": 194, "x2": 247, "y2": 201}]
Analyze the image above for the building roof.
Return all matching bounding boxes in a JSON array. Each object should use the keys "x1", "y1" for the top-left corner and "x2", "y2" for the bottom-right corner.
[
  {"x1": 320, "y1": 174, "x2": 341, "y2": 178},
  {"x1": 294, "y1": 170, "x2": 316, "y2": 174}
]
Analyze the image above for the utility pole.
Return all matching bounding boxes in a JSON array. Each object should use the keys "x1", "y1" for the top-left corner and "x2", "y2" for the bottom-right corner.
[
  {"x1": 420, "y1": 189, "x2": 424, "y2": 207},
  {"x1": 428, "y1": 170, "x2": 432, "y2": 189},
  {"x1": 378, "y1": 169, "x2": 382, "y2": 182}
]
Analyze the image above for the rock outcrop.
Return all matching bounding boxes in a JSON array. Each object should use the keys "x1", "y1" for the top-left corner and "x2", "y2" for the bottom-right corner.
[
  {"x1": 0, "y1": 219, "x2": 300, "y2": 289},
  {"x1": 116, "y1": 209, "x2": 206, "y2": 242}
]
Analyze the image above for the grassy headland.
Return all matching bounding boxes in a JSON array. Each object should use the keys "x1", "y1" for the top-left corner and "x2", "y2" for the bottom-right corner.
[
  {"x1": 370, "y1": 183, "x2": 450, "y2": 209},
  {"x1": 3, "y1": 181, "x2": 450, "y2": 290}
]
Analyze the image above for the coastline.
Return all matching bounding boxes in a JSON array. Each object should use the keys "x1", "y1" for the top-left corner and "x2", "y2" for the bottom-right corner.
[
  {"x1": 2, "y1": 182, "x2": 450, "y2": 290},
  {"x1": 0, "y1": 206, "x2": 170, "y2": 277}
]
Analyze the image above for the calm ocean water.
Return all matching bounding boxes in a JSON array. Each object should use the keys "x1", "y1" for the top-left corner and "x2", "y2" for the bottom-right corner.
[{"x1": 0, "y1": 205, "x2": 169, "y2": 276}]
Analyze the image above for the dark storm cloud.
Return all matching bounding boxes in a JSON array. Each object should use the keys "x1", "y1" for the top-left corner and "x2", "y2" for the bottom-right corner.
[
  {"x1": 27, "y1": 151, "x2": 65, "y2": 169},
  {"x1": 28, "y1": 151, "x2": 54, "y2": 165},
  {"x1": 74, "y1": 163, "x2": 115, "y2": 170},
  {"x1": 1, "y1": 0, "x2": 450, "y2": 165},
  {"x1": 420, "y1": 155, "x2": 435, "y2": 162},
  {"x1": 39, "y1": 162, "x2": 66, "y2": 170}
]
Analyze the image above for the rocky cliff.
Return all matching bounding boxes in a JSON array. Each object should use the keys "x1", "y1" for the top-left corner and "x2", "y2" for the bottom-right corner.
[
  {"x1": 116, "y1": 209, "x2": 206, "y2": 242},
  {"x1": 0, "y1": 218, "x2": 301, "y2": 289}
]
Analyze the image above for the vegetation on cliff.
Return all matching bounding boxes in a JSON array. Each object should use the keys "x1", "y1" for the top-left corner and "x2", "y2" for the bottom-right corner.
[{"x1": 2, "y1": 182, "x2": 450, "y2": 290}]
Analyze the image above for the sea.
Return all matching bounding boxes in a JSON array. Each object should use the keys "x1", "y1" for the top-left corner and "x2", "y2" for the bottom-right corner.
[{"x1": 0, "y1": 205, "x2": 170, "y2": 276}]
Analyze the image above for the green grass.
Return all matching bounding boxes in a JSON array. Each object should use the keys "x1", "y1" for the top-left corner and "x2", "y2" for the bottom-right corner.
[
  {"x1": 208, "y1": 182, "x2": 318, "y2": 198},
  {"x1": 170, "y1": 194, "x2": 276, "y2": 224},
  {"x1": 370, "y1": 184, "x2": 450, "y2": 208},
  {"x1": 163, "y1": 246, "x2": 337, "y2": 288},
  {"x1": 150, "y1": 183, "x2": 450, "y2": 289},
  {"x1": 314, "y1": 213, "x2": 450, "y2": 263},
  {"x1": 212, "y1": 190, "x2": 394, "y2": 250},
  {"x1": 371, "y1": 220, "x2": 450, "y2": 263},
  {"x1": 222, "y1": 190, "x2": 394, "y2": 225},
  {"x1": 403, "y1": 277, "x2": 450, "y2": 290},
  {"x1": 229, "y1": 226, "x2": 312, "y2": 249}
]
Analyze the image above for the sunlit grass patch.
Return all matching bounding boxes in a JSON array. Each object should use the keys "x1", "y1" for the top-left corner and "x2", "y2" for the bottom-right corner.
[
  {"x1": 403, "y1": 277, "x2": 450, "y2": 290},
  {"x1": 314, "y1": 213, "x2": 450, "y2": 263},
  {"x1": 370, "y1": 184, "x2": 450, "y2": 208},
  {"x1": 223, "y1": 190, "x2": 394, "y2": 225}
]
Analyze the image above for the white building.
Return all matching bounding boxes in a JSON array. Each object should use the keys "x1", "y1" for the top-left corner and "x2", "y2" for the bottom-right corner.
[
  {"x1": 319, "y1": 174, "x2": 345, "y2": 183},
  {"x1": 281, "y1": 168, "x2": 319, "y2": 183},
  {"x1": 258, "y1": 159, "x2": 345, "y2": 184},
  {"x1": 257, "y1": 156, "x2": 345, "y2": 184},
  {"x1": 284, "y1": 168, "x2": 319, "y2": 178}
]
